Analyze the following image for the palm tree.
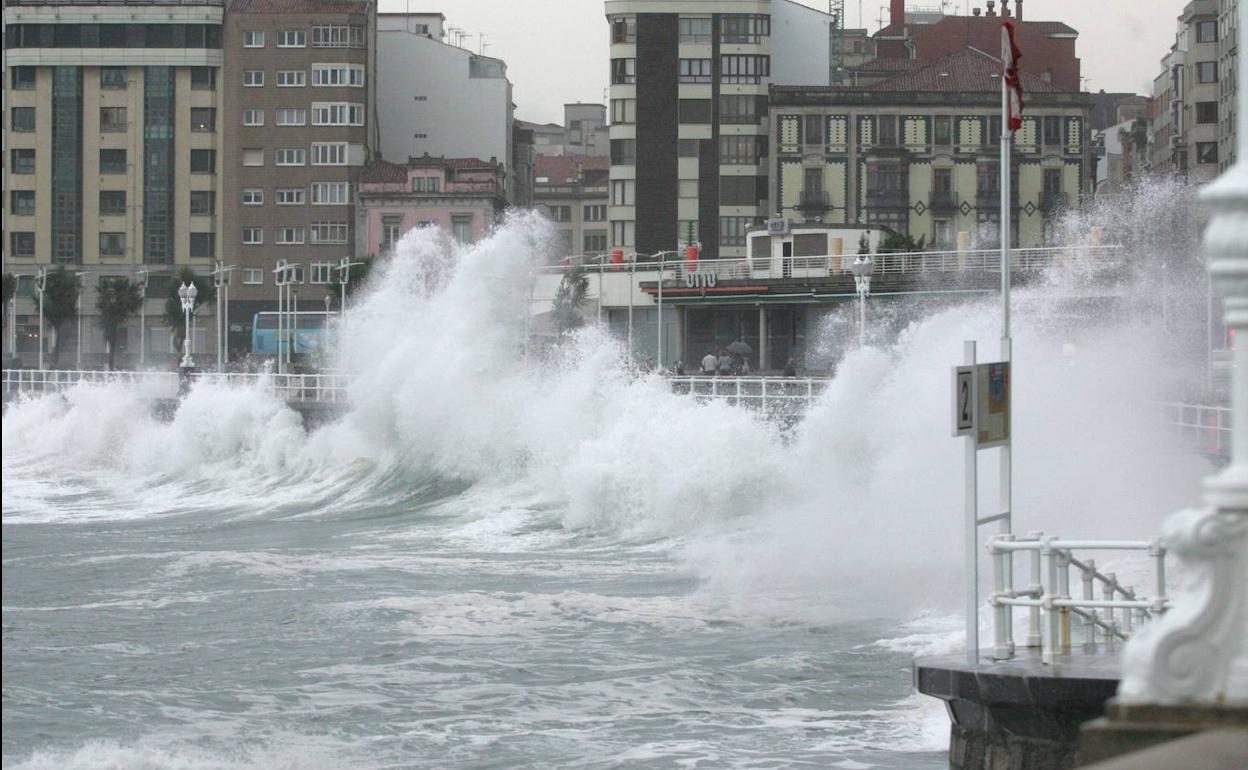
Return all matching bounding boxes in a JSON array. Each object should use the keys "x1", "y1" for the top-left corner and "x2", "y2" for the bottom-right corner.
[
  {"x1": 41, "y1": 266, "x2": 79, "y2": 366},
  {"x1": 551, "y1": 264, "x2": 589, "y2": 336},
  {"x1": 1, "y1": 273, "x2": 15, "y2": 337},
  {"x1": 163, "y1": 267, "x2": 216, "y2": 352},
  {"x1": 96, "y1": 277, "x2": 143, "y2": 370}
]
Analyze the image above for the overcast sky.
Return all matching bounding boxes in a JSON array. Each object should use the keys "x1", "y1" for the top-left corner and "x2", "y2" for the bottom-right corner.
[{"x1": 379, "y1": 0, "x2": 1183, "y2": 124}]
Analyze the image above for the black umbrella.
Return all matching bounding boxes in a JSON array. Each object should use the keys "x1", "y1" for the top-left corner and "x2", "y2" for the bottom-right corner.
[{"x1": 727, "y1": 340, "x2": 753, "y2": 355}]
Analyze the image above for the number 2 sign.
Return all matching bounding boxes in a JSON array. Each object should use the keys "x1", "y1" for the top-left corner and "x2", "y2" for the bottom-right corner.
[{"x1": 953, "y1": 365, "x2": 975, "y2": 437}]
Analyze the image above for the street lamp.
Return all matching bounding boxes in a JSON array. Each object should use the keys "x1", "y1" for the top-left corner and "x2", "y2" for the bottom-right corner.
[
  {"x1": 74, "y1": 271, "x2": 86, "y2": 370},
  {"x1": 323, "y1": 293, "x2": 333, "y2": 363},
  {"x1": 137, "y1": 270, "x2": 149, "y2": 368},
  {"x1": 34, "y1": 267, "x2": 47, "y2": 370},
  {"x1": 850, "y1": 254, "x2": 874, "y2": 347},
  {"x1": 178, "y1": 281, "x2": 198, "y2": 369},
  {"x1": 212, "y1": 261, "x2": 235, "y2": 372}
]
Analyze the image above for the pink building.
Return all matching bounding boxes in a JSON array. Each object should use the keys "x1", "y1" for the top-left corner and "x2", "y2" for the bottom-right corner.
[{"x1": 356, "y1": 154, "x2": 507, "y2": 255}]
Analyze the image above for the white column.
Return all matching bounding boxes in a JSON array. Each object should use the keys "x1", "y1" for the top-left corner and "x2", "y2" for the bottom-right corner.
[
  {"x1": 758, "y1": 305, "x2": 767, "y2": 372},
  {"x1": 1118, "y1": 14, "x2": 1248, "y2": 704}
]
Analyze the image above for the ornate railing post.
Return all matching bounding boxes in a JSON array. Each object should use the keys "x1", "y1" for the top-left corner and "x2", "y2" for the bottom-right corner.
[{"x1": 1117, "y1": 18, "x2": 1248, "y2": 703}]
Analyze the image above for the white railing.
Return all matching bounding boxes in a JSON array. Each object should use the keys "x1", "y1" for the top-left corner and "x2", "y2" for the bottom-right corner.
[
  {"x1": 2, "y1": 368, "x2": 175, "y2": 393},
  {"x1": 665, "y1": 376, "x2": 828, "y2": 410},
  {"x1": 1, "y1": 369, "x2": 352, "y2": 405},
  {"x1": 189, "y1": 372, "x2": 353, "y2": 403},
  {"x1": 537, "y1": 245, "x2": 1124, "y2": 283},
  {"x1": 988, "y1": 533, "x2": 1168, "y2": 664},
  {"x1": 1160, "y1": 401, "x2": 1232, "y2": 458}
]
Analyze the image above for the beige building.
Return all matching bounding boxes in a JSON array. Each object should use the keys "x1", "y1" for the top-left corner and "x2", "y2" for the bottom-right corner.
[
  {"x1": 1149, "y1": 0, "x2": 1221, "y2": 182},
  {"x1": 221, "y1": 0, "x2": 377, "y2": 352},
  {"x1": 534, "y1": 154, "x2": 610, "y2": 259},
  {"x1": 3, "y1": 0, "x2": 226, "y2": 365},
  {"x1": 1218, "y1": 0, "x2": 1238, "y2": 173},
  {"x1": 770, "y1": 49, "x2": 1092, "y2": 249}
]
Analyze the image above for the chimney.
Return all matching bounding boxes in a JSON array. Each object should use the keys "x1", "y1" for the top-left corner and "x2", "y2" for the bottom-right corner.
[
  {"x1": 1001, "y1": 0, "x2": 1010, "y2": 17},
  {"x1": 985, "y1": 1, "x2": 996, "y2": 16},
  {"x1": 972, "y1": 7, "x2": 981, "y2": 16},
  {"x1": 890, "y1": 0, "x2": 904, "y2": 27},
  {"x1": 1016, "y1": 0, "x2": 1022, "y2": 20}
]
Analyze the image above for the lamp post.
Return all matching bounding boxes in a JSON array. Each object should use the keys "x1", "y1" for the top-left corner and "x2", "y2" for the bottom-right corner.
[
  {"x1": 211, "y1": 261, "x2": 235, "y2": 372},
  {"x1": 336, "y1": 256, "x2": 364, "y2": 325},
  {"x1": 274, "y1": 260, "x2": 288, "y2": 374},
  {"x1": 34, "y1": 267, "x2": 46, "y2": 370},
  {"x1": 74, "y1": 271, "x2": 85, "y2": 370},
  {"x1": 850, "y1": 254, "x2": 874, "y2": 347},
  {"x1": 137, "y1": 270, "x2": 149, "y2": 368},
  {"x1": 323, "y1": 293, "x2": 333, "y2": 364},
  {"x1": 178, "y1": 281, "x2": 198, "y2": 369},
  {"x1": 291, "y1": 288, "x2": 299, "y2": 366}
]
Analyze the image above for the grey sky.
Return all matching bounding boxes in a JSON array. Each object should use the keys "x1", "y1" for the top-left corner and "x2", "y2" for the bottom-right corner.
[{"x1": 379, "y1": 1, "x2": 1183, "y2": 124}]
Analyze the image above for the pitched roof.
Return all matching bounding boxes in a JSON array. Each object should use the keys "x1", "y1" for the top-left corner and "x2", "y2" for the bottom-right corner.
[
  {"x1": 228, "y1": 0, "x2": 368, "y2": 13},
  {"x1": 534, "y1": 154, "x2": 609, "y2": 183},
  {"x1": 876, "y1": 17, "x2": 1077, "y2": 38},
  {"x1": 863, "y1": 48, "x2": 1070, "y2": 93},
  {"x1": 849, "y1": 58, "x2": 927, "y2": 73},
  {"x1": 360, "y1": 159, "x2": 408, "y2": 183}
]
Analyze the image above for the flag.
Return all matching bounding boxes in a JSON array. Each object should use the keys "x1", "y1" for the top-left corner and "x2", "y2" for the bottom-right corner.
[{"x1": 1002, "y1": 21, "x2": 1024, "y2": 133}]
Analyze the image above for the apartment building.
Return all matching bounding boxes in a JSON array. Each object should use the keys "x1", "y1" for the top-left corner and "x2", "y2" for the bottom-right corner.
[
  {"x1": 221, "y1": 0, "x2": 377, "y2": 350},
  {"x1": 603, "y1": 0, "x2": 835, "y2": 259},
  {"x1": 769, "y1": 49, "x2": 1092, "y2": 249},
  {"x1": 534, "y1": 154, "x2": 610, "y2": 259},
  {"x1": 1149, "y1": 0, "x2": 1221, "y2": 182},
  {"x1": 1218, "y1": 0, "x2": 1238, "y2": 172},
  {"x1": 2, "y1": 0, "x2": 227, "y2": 365}
]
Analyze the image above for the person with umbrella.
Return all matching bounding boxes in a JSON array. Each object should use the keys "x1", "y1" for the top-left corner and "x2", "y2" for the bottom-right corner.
[{"x1": 727, "y1": 340, "x2": 752, "y2": 375}]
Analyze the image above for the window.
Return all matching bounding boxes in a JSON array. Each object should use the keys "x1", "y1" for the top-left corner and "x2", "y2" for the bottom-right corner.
[
  {"x1": 190, "y1": 190, "x2": 214, "y2": 215},
  {"x1": 721, "y1": 94, "x2": 762, "y2": 125},
  {"x1": 610, "y1": 17, "x2": 636, "y2": 43},
  {"x1": 934, "y1": 116, "x2": 952, "y2": 145},
  {"x1": 311, "y1": 142, "x2": 347, "y2": 165},
  {"x1": 611, "y1": 98, "x2": 635, "y2": 124},
  {"x1": 312, "y1": 63, "x2": 365, "y2": 87},
  {"x1": 311, "y1": 262, "x2": 334, "y2": 283},
  {"x1": 720, "y1": 135, "x2": 763, "y2": 164},
  {"x1": 1041, "y1": 168, "x2": 1061, "y2": 195},
  {"x1": 1197, "y1": 101, "x2": 1218, "y2": 124},
  {"x1": 100, "y1": 149, "x2": 127, "y2": 174},
  {"x1": 1198, "y1": 62, "x2": 1218, "y2": 83},
  {"x1": 611, "y1": 138, "x2": 636, "y2": 165},
  {"x1": 584, "y1": 204, "x2": 607, "y2": 221},
  {"x1": 276, "y1": 148, "x2": 306, "y2": 166},
  {"x1": 99, "y1": 190, "x2": 126, "y2": 215},
  {"x1": 276, "y1": 188, "x2": 305, "y2": 205},
  {"x1": 276, "y1": 108, "x2": 306, "y2": 126},
  {"x1": 12, "y1": 149, "x2": 35, "y2": 174},
  {"x1": 11, "y1": 191, "x2": 35, "y2": 216},
  {"x1": 243, "y1": 149, "x2": 264, "y2": 167},
  {"x1": 548, "y1": 206, "x2": 572, "y2": 222},
  {"x1": 933, "y1": 168, "x2": 952, "y2": 192},
  {"x1": 190, "y1": 147, "x2": 215, "y2": 170},
  {"x1": 678, "y1": 139, "x2": 700, "y2": 157},
  {"x1": 452, "y1": 215, "x2": 474, "y2": 243},
  {"x1": 277, "y1": 70, "x2": 306, "y2": 87},
  {"x1": 278, "y1": 29, "x2": 306, "y2": 47},
  {"x1": 190, "y1": 67, "x2": 216, "y2": 90},
  {"x1": 243, "y1": 268, "x2": 264, "y2": 285},
  {"x1": 12, "y1": 66, "x2": 36, "y2": 90},
  {"x1": 284, "y1": 264, "x2": 305, "y2": 283},
  {"x1": 11, "y1": 107, "x2": 35, "y2": 132},
  {"x1": 190, "y1": 107, "x2": 215, "y2": 132},
  {"x1": 242, "y1": 188, "x2": 264, "y2": 205},
  {"x1": 679, "y1": 17, "x2": 712, "y2": 44},
  {"x1": 99, "y1": 106, "x2": 126, "y2": 132},
  {"x1": 678, "y1": 180, "x2": 699, "y2": 198},
  {"x1": 721, "y1": 14, "x2": 770, "y2": 43},
  {"x1": 276, "y1": 227, "x2": 305, "y2": 245},
  {"x1": 584, "y1": 231, "x2": 608, "y2": 252},
  {"x1": 987, "y1": 115, "x2": 1002, "y2": 146},
  {"x1": 11, "y1": 232, "x2": 36, "y2": 257},
  {"x1": 99, "y1": 232, "x2": 126, "y2": 257},
  {"x1": 190, "y1": 233, "x2": 215, "y2": 258},
  {"x1": 803, "y1": 114, "x2": 824, "y2": 146},
  {"x1": 244, "y1": 70, "x2": 264, "y2": 87},
  {"x1": 1198, "y1": 142, "x2": 1219, "y2": 164},
  {"x1": 100, "y1": 67, "x2": 128, "y2": 89},
  {"x1": 311, "y1": 221, "x2": 349, "y2": 244},
  {"x1": 242, "y1": 227, "x2": 264, "y2": 245},
  {"x1": 722, "y1": 175, "x2": 762, "y2": 206},
  {"x1": 312, "y1": 102, "x2": 365, "y2": 126},
  {"x1": 611, "y1": 220, "x2": 634, "y2": 248},
  {"x1": 720, "y1": 216, "x2": 755, "y2": 247},
  {"x1": 311, "y1": 182, "x2": 350, "y2": 205},
  {"x1": 311, "y1": 25, "x2": 364, "y2": 48},
  {"x1": 1042, "y1": 116, "x2": 1062, "y2": 145},
  {"x1": 244, "y1": 109, "x2": 264, "y2": 127},
  {"x1": 679, "y1": 59, "x2": 712, "y2": 83},
  {"x1": 381, "y1": 215, "x2": 403, "y2": 249},
  {"x1": 244, "y1": 30, "x2": 265, "y2": 48},
  {"x1": 679, "y1": 99, "x2": 712, "y2": 124},
  {"x1": 610, "y1": 179, "x2": 635, "y2": 206},
  {"x1": 1198, "y1": 20, "x2": 1217, "y2": 43},
  {"x1": 878, "y1": 115, "x2": 897, "y2": 146},
  {"x1": 611, "y1": 58, "x2": 636, "y2": 85},
  {"x1": 410, "y1": 176, "x2": 441, "y2": 192},
  {"x1": 720, "y1": 54, "x2": 770, "y2": 83}
]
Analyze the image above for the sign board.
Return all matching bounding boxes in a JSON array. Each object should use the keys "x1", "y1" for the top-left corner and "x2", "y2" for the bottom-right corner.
[
  {"x1": 766, "y1": 218, "x2": 791, "y2": 235},
  {"x1": 976, "y1": 361, "x2": 1010, "y2": 448},
  {"x1": 952, "y1": 365, "x2": 975, "y2": 436}
]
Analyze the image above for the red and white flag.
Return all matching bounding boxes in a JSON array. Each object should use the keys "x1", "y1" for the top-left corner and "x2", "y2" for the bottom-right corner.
[{"x1": 1001, "y1": 21, "x2": 1024, "y2": 133}]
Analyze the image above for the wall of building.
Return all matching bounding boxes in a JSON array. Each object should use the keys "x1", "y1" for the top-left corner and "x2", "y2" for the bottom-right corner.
[{"x1": 769, "y1": 0, "x2": 833, "y2": 86}]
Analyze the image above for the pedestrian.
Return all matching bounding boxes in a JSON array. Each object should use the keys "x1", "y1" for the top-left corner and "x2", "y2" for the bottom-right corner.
[
  {"x1": 674, "y1": 359, "x2": 685, "y2": 376},
  {"x1": 784, "y1": 357, "x2": 797, "y2": 377},
  {"x1": 701, "y1": 350, "x2": 717, "y2": 375},
  {"x1": 740, "y1": 356, "x2": 751, "y2": 375},
  {"x1": 717, "y1": 349, "x2": 732, "y2": 376}
]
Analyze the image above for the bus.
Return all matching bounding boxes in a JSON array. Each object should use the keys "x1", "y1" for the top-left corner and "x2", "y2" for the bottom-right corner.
[{"x1": 251, "y1": 311, "x2": 331, "y2": 356}]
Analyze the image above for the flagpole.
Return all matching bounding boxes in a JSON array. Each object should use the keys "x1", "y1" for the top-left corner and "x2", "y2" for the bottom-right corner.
[{"x1": 999, "y1": 26, "x2": 1013, "y2": 541}]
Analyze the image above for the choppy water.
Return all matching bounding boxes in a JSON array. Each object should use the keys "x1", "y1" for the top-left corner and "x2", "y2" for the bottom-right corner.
[{"x1": 2, "y1": 215, "x2": 1207, "y2": 769}]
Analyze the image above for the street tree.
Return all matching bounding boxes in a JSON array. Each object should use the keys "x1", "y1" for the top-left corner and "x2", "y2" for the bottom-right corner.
[
  {"x1": 96, "y1": 277, "x2": 144, "y2": 369},
  {"x1": 551, "y1": 264, "x2": 588, "y2": 336},
  {"x1": 41, "y1": 266, "x2": 80, "y2": 365}
]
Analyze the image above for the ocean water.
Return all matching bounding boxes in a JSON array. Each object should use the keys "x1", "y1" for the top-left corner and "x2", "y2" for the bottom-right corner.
[{"x1": 2, "y1": 215, "x2": 1207, "y2": 769}]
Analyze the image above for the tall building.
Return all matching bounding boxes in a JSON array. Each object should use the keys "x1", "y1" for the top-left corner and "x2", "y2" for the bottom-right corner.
[
  {"x1": 221, "y1": 0, "x2": 377, "y2": 350},
  {"x1": 1148, "y1": 0, "x2": 1221, "y2": 182},
  {"x1": 375, "y1": 13, "x2": 518, "y2": 202},
  {"x1": 603, "y1": 0, "x2": 835, "y2": 259},
  {"x1": 3, "y1": 0, "x2": 226, "y2": 364},
  {"x1": 1218, "y1": 0, "x2": 1238, "y2": 172}
]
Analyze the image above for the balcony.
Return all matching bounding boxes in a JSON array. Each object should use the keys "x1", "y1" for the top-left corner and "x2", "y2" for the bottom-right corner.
[
  {"x1": 865, "y1": 189, "x2": 909, "y2": 209},
  {"x1": 929, "y1": 189, "x2": 957, "y2": 212},
  {"x1": 1039, "y1": 191, "x2": 1067, "y2": 212},
  {"x1": 795, "y1": 190, "x2": 830, "y2": 211}
]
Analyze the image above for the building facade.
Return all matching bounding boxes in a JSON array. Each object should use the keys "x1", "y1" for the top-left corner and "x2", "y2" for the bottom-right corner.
[
  {"x1": 221, "y1": 0, "x2": 376, "y2": 351},
  {"x1": 603, "y1": 0, "x2": 834, "y2": 260},
  {"x1": 1149, "y1": 0, "x2": 1221, "y2": 182},
  {"x1": 3, "y1": 0, "x2": 227, "y2": 364},
  {"x1": 534, "y1": 154, "x2": 610, "y2": 260},
  {"x1": 1218, "y1": 0, "x2": 1238, "y2": 172},
  {"x1": 355, "y1": 156, "x2": 507, "y2": 257},
  {"x1": 769, "y1": 50, "x2": 1092, "y2": 249}
]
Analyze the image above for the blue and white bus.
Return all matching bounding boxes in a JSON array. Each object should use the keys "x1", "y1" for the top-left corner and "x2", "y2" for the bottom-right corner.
[{"x1": 251, "y1": 311, "x2": 331, "y2": 355}]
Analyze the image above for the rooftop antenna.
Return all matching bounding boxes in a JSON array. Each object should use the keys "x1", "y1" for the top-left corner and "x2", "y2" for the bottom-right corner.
[
  {"x1": 479, "y1": 33, "x2": 488, "y2": 55},
  {"x1": 829, "y1": 0, "x2": 846, "y2": 84}
]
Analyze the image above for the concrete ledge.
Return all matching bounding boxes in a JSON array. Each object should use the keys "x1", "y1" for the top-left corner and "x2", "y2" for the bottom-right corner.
[
  {"x1": 1079, "y1": 728, "x2": 1248, "y2": 770},
  {"x1": 1080, "y1": 700, "x2": 1248, "y2": 766}
]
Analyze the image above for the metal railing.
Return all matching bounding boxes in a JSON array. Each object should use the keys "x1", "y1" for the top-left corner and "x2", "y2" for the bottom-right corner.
[
  {"x1": 666, "y1": 376, "x2": 828, "y2": 410},
  {"x1": 1160, "y1": 401, "x2": 1232, "y2": 458},
  {"x1": 987, "y1": 533, "x2": 1168, "y2": 664},
  {"x1": 2, "y1": 369, "x2": 351, "y2": 404}
]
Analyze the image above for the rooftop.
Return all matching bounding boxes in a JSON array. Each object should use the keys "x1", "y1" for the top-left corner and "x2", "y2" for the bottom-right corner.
[
  {"x1": 534, "y1": 154, "x2": 609, "y2": 184},
  {"x1": 228, "y1": 0, "x2": 368, "y2": 13}
]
